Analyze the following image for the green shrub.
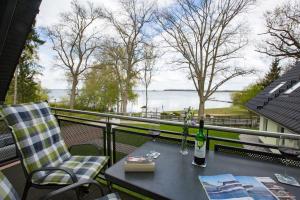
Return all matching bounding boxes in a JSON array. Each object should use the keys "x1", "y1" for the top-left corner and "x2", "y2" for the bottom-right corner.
[
  {"x1": 172, "y1": 112, "x2": 181, "y2": 116},
  {"x1": 160, "y1": 112, "x2": 169, "y2": 116}
]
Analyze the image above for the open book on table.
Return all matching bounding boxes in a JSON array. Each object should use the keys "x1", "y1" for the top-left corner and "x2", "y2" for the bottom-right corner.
[{"x1": 199, "y1": 174, "x2": 296, "y2": 200}]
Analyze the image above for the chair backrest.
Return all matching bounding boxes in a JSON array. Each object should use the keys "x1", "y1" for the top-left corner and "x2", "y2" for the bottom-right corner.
[
  {"x1": 0, "y1": 102, "x2": 71, "y2": 175},
  {"x1": 0, "y1": 171, "x2": 19, "y2": 200}
]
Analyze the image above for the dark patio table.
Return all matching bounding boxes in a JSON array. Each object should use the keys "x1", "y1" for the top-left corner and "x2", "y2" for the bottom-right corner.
[{"x1": 105, "y1": 141, "x2": 300, "y2": 200}]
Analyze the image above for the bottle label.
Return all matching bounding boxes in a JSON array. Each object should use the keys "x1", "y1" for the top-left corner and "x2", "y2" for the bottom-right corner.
[{"x1": 194, "y1": 140, "x2": 206, "y2": 158}]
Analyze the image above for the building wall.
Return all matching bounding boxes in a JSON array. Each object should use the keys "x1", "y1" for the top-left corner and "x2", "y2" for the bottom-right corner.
[
  {"x1": 259, "y1": 116, "x2": 293, "y2": 133},
  {"x1": 259, "y1": 116, "x2": 294, "y2": 152},
  {"x1": 267, "y1": 119, "x2": 278, "y2": 132},
  {"x1": 259, "y1": 116, "x2": 264, "y2": 131}
]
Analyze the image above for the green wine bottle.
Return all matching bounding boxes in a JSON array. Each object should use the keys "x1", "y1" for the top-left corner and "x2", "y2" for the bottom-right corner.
[{"x1": 194, "y1": 120, "x2": 206, "y2": 165}]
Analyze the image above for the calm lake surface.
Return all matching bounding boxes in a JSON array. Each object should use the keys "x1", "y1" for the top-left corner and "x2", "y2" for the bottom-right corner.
[{"x1": 48, "y1": 89, "x2": 233, "y2": 112}]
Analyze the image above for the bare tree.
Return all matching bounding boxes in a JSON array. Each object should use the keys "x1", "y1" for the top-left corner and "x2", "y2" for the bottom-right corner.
[
  {"x1": 257, "y1": 1, "x2": 300, "y2": 60},
  {"x1": 141, "y1": 43, "x2": 157, "y2": 117},
  {"x1": 46, "y1": 0, "x2": 102, "y2": 109},
  {"x1": 101, "y1": 0, "x2": 156, "y2": 113},
  {"x1": 156, "y1": 0, "x2": 254, "y2": 120}
]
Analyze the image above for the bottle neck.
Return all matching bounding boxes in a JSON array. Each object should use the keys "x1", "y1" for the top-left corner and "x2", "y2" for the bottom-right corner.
[
  {"x1": 199, "y1": 119, "x2": 204, "y2": 129},
  {"x1": 197, "y1": 119, "x2": 205, "y2": 137}
]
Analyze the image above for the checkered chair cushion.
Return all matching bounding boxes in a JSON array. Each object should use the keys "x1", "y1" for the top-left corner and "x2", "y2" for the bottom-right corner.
[
  {"x1": 0, "y1": 171, "x2": 20, "y2": 200},
  {"x1": 33, "y1": 156, "x2": 109, "y2": 185},
  {"x1": 96, "y1": 193, "x2": 121, "y2": 200},
  {"x1": 0, "y1": 102, "x2": 108, "y2": 185}
]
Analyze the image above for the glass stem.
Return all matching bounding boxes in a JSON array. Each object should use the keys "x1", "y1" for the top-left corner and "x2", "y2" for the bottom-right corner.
[{"x1": 284, "y1": 161, "x2": 288, "y2": 178}]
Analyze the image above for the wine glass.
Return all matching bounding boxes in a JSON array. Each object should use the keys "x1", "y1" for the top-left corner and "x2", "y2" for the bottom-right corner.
[
  {"x1": 276, "y1": 135, "x2": 300, "y2": 185},
  {"x1": 147, "y1": 122, "x2": 161, "y2": 161},
  {"x1": 150, "y1": 123, "x2": 161, "y2": 142},
  {"x1": 180, "y1": 108, "x2": 190, "y2": 155}
]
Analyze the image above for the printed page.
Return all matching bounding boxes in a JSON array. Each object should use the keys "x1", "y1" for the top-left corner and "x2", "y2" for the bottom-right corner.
[
  {"x1": 199, "y1": 174, "x2": 252, "y2": 200},
  {"x1": 256, "y1": 177, "x2": 296, "y2": 200},
  {"x1": 235, "y1": 176, "x2": 277, "y2": 200}
]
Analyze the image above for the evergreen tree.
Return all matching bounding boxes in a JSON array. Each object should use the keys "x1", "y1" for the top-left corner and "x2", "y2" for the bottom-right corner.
[
  {"x1": 260, "y1": 59, "x2": 281, "y2": 88},
  {"x1": 6, "y1": 23, "x2": 47, "y2": 104}
]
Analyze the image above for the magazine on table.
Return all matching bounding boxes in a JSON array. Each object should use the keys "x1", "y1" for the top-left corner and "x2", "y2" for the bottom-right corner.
[
  {"x1": 199, "y1": 174, "x2": 296, "y2": 200},
  {"x1": 199, "y1": 174, "x2": 252, "y2": 200},
  {"x1": 235, "y1": 176, "x2": 277, "y2": 200},
  {"x1": 257, "y1": 177, "x2": 296, "y2": 200}
]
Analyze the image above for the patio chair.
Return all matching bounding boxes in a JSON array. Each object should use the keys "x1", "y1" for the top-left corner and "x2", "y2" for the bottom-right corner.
[
  {"x1": 0, "y1": 170, "x2": 19, "y2": 200},
  {"x1": 0, "y1": 102, "x2": 109, "y2": 200},
  {"x1": 0, "y1": 170, "x2": 120, "y2": 200}
]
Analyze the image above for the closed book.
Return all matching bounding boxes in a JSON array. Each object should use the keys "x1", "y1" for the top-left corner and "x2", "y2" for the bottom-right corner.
[
  {"x1": 126, "y1": 156, "x2": 151, "y2": 164},
  {"x1": 124, "y1": 161, "x2": 155, "y2": 172}
]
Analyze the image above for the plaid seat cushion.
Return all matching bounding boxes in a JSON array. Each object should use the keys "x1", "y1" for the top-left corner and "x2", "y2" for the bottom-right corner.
[
  {"x1": 32, "y1": 155, "x2": 109, "y2": 185},
  {"x1": 0, "y1": 102, "x2": 71, "y2": 174},
  {"x1": 95, "y1": 193, "x2": 121, "y2": 200},
  {"x1": 0, "y1": 171, "x2": 20, "y2": 200}
]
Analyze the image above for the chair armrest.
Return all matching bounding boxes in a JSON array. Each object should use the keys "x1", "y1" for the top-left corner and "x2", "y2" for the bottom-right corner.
[
  {"x1": 28, "y1": 167, "x2": 78, "y2": 184},
  {"x1": 40, "y1": 179, "x2": 104, "y2": 200}
]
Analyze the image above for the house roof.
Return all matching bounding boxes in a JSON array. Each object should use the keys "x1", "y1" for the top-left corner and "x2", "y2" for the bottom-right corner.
[
  {"x1": 0, "y1": 0, "x2": 42, "y2": 104},
  {"x1": 246, "y1": 62, "x2": 300, "y2": 134}
]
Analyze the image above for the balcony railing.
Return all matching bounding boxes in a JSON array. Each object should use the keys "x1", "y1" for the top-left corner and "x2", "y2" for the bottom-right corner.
[
  {"x1": 1, "y1": 107, "x2": 300, "y2": 166},
  {"x1": 51, "y1": 107, "x2": 300, "y2": 166}
]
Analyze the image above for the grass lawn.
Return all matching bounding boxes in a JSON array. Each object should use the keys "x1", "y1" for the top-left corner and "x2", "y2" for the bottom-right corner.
[
  {"x1": 205, "y1": 106, "x2": 252, "y2": 117},
  {"x1": 162, "y1": 106, "x2": 254, "y2": 118},
  {"x1": 54, "y1": 110, "x2": 105, "y2": 121},
  {"x1": 115, "y1": 123, "x2": 242, "y2": 151}
]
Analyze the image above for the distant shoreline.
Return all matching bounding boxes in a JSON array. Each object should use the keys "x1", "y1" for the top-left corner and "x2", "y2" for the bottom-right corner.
[{"x1": 46, "y1": 88, "x2": 240, "y2": 92}]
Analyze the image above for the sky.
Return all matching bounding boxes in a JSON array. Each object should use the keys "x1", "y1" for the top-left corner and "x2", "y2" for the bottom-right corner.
[{"x1": 35, "y1": 0, "x2": 287, "y2": 91}]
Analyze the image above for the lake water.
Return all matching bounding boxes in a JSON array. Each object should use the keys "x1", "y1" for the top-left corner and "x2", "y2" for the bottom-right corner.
[{"x1": 48, "y1": 89, "x2": 233, "y2": 112}]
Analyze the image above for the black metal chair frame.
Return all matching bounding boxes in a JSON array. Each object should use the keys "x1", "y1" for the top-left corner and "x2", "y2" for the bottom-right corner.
[
  {"x1": 9, "y1": 127, "x2": 109, "y2": 200},
  {"x1": 41, "y1": 179, "x2": 105, "y2": 200}
]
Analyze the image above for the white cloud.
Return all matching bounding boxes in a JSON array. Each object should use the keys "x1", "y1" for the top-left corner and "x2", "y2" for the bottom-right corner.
[{"x1": 36, "y1": 0, "x2": 286, "y2": 90}]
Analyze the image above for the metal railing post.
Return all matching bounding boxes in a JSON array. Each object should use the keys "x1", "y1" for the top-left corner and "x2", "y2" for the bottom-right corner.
[
  {"x1": 106, "y1": 117, "x2": 112, "y2": 166},
  {"x1": 206, "y1": 129, "x2": 210, "y2": 150},
  {"x1": 103, "y1": 127, "x2": 107, "y2": 156},
  {"x1": 112, "y1": 129, "x2": 116, "y2": 164}
]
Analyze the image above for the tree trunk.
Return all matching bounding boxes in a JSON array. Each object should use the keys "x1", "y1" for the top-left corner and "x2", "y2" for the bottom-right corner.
[
  {"x1": 121, "y1": 81, "x2": 130, "y2": 114},
  {"x1": 198, "y1": 100, "x2": 205, "y2": 122},
  {"x1": 13, "y1": 65, "x2": 18, "y2": 104},
  {"x1": 116, "y1": 98, "x2": 120, "y2": 113},
  {"x1": 122, "y1": 92, "x2": 128, "y2": 113},
  {"x1": 145, "y1": 85, "x2": 148, "y2": 118},
  {"x1": 70, "y1": 77, "x2": 78, "y2": 109}
]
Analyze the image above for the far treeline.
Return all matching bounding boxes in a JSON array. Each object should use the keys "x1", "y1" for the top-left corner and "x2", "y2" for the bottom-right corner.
[{"x1": 5, "y1": 0, "x2": 300, "y2": 118}]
